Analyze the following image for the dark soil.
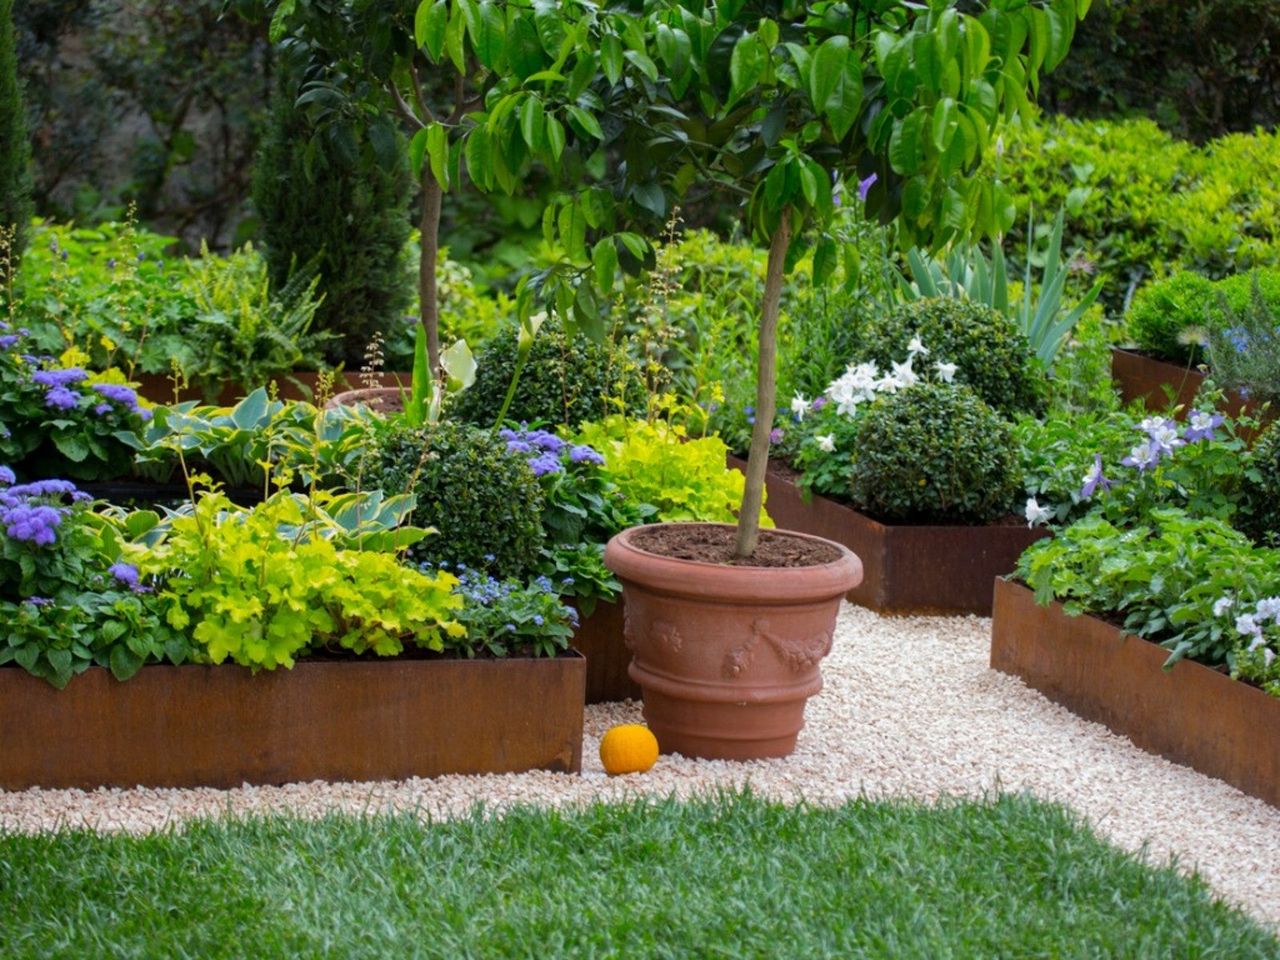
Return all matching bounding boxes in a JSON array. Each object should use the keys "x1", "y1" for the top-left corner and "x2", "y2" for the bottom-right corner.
[{"x1": 631, "y1": 524, "x2": 841, "y2": 568}]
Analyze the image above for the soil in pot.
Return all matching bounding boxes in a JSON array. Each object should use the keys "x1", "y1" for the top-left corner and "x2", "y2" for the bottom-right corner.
[
  {"x1": 326, "y1": 386, "x2": 405, "y2": 415},
  {"x1": 606, "y1": 523, "x2": 862, "y2": 761}
]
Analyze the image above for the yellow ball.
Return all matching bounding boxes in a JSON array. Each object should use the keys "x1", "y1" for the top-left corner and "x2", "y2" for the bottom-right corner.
[{"x1": 599, "y1": 724, "x2": 659, "y2": 776}]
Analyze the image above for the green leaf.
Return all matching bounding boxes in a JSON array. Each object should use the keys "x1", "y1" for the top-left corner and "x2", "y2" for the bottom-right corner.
[
  {"x1": 812, "y1": 236, "x2": 838, "y2": 286},
  {"x1": 810, "y1": 35, "x2": 850, "y2": 113},
  {"x1": 464, "y1": 125, "x2": 492, "y2": 189},
  {"x1": 592, "y1": 238, "x2": 618, "y2": 292},
  {"x1": 445, "y1": 1, "x2": 467, "y2": 74},
  {"x1": 268, "y1": 0, "x2": 296, "y2": 44},
  {"x1": 52, "y1": 432, "x2": 89, "y2": 463},
  {"x1": 426, "y1": 122, "x2": 451, "y2": 190},
  {"x1": 728, "y1": 32, "x2": 764, "y2": 107},
  {"x1": 931, "y1": 97, "x2": 958, "y2": 154},
  {"x1": 544, "y1": 114, "x2": 566, "y2": 164},
  {"x1": 889, "y1": 108, "x2": 927, "y2": 175},
  {"x1": 565, "y1": 105, "x2": 603, "y2": 140},
  {"x1": 109, "y1": 645, "x2": 143, "y2": 683},
  {"x1": 520, "y1": 96, "x2": 545, "y2": 150},
  {"x1": 601, "y1": 34, "x2": 623, "y2": 85},
  {"x1": 631, "y1": 182, "x2": 666, "y2": 219},
  {"x1": 416, "y1": 0, "x2": 448, "y2": 59}
]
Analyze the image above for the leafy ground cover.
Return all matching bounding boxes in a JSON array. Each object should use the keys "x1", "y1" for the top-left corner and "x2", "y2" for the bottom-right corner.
[{"x1": 1, "y1": 792, "x2": 1275, "y2": 959}]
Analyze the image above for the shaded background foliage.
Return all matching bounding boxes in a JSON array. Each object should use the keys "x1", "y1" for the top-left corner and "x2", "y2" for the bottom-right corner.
[{"x1": 12, "y1": 0, "x2": 1280, "y2": 251}]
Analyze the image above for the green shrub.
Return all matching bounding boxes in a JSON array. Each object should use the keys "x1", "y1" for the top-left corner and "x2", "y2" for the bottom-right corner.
[
  {"x1": 0, "y1": 0, "x2": 30, "y2": 278},
  {"x1": 1242, "y1": 424, "x2": 1280, "y2": 548},
  {"x1": 453, "y1": 319, "x2": 640, "y2": 428},
  {"x1": 361, "y1": 420, "x2": 545, "y2": 578},
  {"x1": 253, "y1": 65, "x2": 413, "y2": 367},
  {"x1": 1127, "y1": 271, "x2": 1217, "y2": 365},
  {"x1": 849, "y1": 384, "x2": 1022, "y2": 524},
  {"x1": 1129, "y1": 268, "x2": 1280, "y2": 366},
  {"x1": 990, "y1": 118, "x2": 1280, "y2": 313},
  {"x1": 860, "y1": 298, "x2": 1047, "y2": 416},
  {"x1": 1208, "y1": 275, "x2": 1280, "y2": 406}
]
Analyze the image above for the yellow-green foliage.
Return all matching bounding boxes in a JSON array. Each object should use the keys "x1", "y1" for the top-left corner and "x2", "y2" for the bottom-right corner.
[
  {"x1": 574, "y1": 415, "x2": 771, "y2": 527},
  {"x1": 135, "y1": 491, "x2": 463, "y2": 669},
  {"x1": 991, "y1": 118, "x2": 1280, "y2": 310}
]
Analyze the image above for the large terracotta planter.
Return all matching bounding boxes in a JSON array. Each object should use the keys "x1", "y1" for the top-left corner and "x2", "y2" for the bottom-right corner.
[
  {"x1": 990, "y1": 578, "x2": 1280, "y2": 809},
  {"x1": 727, "y1": 455, "x2": 1048, "y2": 615},
  {"x1": 325, "y1": 385, "x2": 406, "y2": 415},
  {"x1": 604, "y1": 523, "x2": 862, "y2": 760},
  {"x1": 0, "y1": 652, "x2": 585, "y2": 790}
]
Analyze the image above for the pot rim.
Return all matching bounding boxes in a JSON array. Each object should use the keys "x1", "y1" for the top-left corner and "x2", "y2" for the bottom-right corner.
[{"x1": 604, "y1": 522, "x2": 862, "y2": 605}]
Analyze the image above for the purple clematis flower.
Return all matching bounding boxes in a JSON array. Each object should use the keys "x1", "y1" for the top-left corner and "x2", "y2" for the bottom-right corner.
[
  {"x1": 858, "y1": 173, "x2": 878, "y2": 202},
  {"x1": 1121, "y1": 441, "x2": 1161, "y2": 472},
  {"x1": 1184, "y1": 410, "x2": 1225, "y2": 443},
  {"x1": 1079, "y1": 454, "x2": 1112, "y2": 499}
]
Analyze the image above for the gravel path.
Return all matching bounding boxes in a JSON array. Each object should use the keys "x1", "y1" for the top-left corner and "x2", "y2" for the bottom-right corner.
[{"x1": 3, "y1": 604, "x2": 1278, "y2": 926}]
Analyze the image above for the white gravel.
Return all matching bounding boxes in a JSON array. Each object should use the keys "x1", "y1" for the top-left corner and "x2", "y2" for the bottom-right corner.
[{"x1": 3, "y1": 603, "x2": 1278, "y2": 927}]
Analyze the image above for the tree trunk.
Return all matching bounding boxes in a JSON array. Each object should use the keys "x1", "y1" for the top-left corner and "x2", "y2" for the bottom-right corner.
[
  {"x1": 418, "y1": 169, "x2": 443, "y2": 376},
  {"x1": 734, "y1": 212, "x2": 792, "y2": 560}
]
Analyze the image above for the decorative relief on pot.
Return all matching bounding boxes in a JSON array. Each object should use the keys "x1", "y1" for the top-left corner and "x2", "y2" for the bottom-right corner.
[
  {"x1": 651, "y1": 620, "x2": 684, "y2": 654},
  {"x1": 623, "y1": 607, "x2": 636, "y2": 652},
  {"x1": 754, "y1": 619, "x2": 833, "y2": 672},
  {"x1": 722, "y1": 632, "x2": 758, "y2": 679}
]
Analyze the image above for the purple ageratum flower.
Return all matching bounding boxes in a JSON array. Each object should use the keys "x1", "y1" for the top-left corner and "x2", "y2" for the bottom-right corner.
[
  {"x1": 1, "y1": 503, "x2": 65, "y2": 546},
  {"x1": 31, "y1": 368, "x2": 88, "y2": 388},
  {"x1": 505, "y1": 438, "x2": 534, "y2": 455},
  {"x1": 1184, "y1": 410, "x2": 1225, "y2": 443},
  {"x1": 858, "y1": 173, "x2": 878, "y2": 203},
  {"x1": 569, "y1": 444, "x2": 604, "y2": 465},
  {"x1": 108, "y1": 561, "x2": 148, "y2": 593},
  {"x1": 44, "y1": 386, "x2": 82, "y2": 411},
  {"x1": 91, "y1": 383, "x2": 140, "y2": 408},
  {"x1": 527, "y1": 453, "x2": 563, "y2": 477},
  {"x1": 1079, "y1": 454, "x2": 1112, "y2": 499},
  {"x1": 811, "y1": 396, "x2": 828, "y2": 412},
  {"x1": 25, "y1": 596, "x2": 52, "y2": 608},
  {"x1": 0, "y1": 335, "x2": 18, "y2": 350},
  {"x1": 0, "y1": 466, "x2": 13, "y2": 486},
  {"x1": 770, "y1": 427, "x2": 784, "y2": 445},
  {"x1": 93, "y1": 403, "x2": 112, "y2": 416}
]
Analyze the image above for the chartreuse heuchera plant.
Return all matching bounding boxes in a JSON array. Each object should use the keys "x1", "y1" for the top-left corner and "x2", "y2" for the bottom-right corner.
[{"x1": 133, "y1": 489, "x2": 464, "y2": 669}]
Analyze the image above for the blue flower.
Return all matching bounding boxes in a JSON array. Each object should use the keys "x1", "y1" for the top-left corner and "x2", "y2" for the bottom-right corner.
[
  {"x1": 31, "y1": 368, "x2": 88, "y2": 388},
  {"x1": 25, "y1": 596, "x2": 52, "y2": 608},
  {"x1": 533, "y1": 614, "x2": 544, "y2": 626},
  {"x1": 0, "y1": 466, "x2": 13, "y2": 486},
  {"x1": 528, "y1": 453, "x2": 563, "y2": 477},
  {"x1": 1079, "y1": 453, "x2": 1112, "y2": 499},
  {"x1": 858, "y1": 172, "x2": 879, "y2": 202},
  {"x1": 108, "y1": 561, "x2": 146, "y2": 592},
  {"x1": 91, "y1": 383, "x2": 140, "y2": 408},
  {"x1": 569, "y1": 444, "x2": 605, "y2": 465},
  {"x1": 0, "y1": 335, "x2": 18, "y2": 350},
  {"x1": 1, "y1": 504, "x2": 65, "y2": 546},
  {"x1": 44, "y1": 386, "x2": 82, "y2": 411},
  {"x1": 1184, "y1": 410, "x2": 1225, "y2": 443},
  {"x1": 93, "y1": 403, "x2": 112, "y2": 416}
]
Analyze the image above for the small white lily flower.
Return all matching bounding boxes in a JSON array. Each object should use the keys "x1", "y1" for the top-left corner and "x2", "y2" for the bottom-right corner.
[
  {"x1": 790, "y1": 393, "x2": 809, "y2": 421},
  {"x1": 1212, "y1": 596, "x2": 1234, "y2": 618},
  {"x1": 816, "y1": 434, "x2": 836, "y2": 453},
  {"x1": 935, "y1": 361, "x2": 957, "y2": 383},
  {"x1": 907, "y1": 335, "x2": 929, "y2": 357},
  {"x1": 890, "y1": 358, "x2": 918, "y2": 388},
  {"x1": 1024, "y1": 497, "x2": 1053, "y2": 528}
]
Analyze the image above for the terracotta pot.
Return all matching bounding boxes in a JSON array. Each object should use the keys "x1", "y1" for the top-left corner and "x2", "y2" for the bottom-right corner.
[
  {"x1": 604, "y1": 523, "x2": 862, "y2": 760},
  {"x1": 326, "y1": 386, "x2": 405, "y2": 415}
]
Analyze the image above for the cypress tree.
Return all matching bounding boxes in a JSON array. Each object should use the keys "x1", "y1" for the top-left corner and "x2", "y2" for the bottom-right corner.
[
  {"x1": 0, "y1": 0, "x2": 32, "y2": 280},
  {"x1": 252, "y1": 62, "x2": 414, "y2": 366}
]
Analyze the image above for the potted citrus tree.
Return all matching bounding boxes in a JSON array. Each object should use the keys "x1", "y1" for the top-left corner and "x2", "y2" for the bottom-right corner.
[{"x1": 590, "y1": 0, "x2": 1091, "y2": 759}]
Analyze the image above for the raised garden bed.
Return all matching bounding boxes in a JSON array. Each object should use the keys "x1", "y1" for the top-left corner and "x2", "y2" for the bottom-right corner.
[
  {"x1": 990, "y1": 578, "x2": 1280, "y2": 810},
  {"x1": 1110, "y1": 348, "x2": 1256, "y2": 421},
  {"x1": 133, "y1": 371, "x2": 411, "y2": 407},
  {"x1": 728, "y1": 455, "x2": 1048, "y2": 616},
  {"x1": 0, "y1": 652, "x2": 585, "y2": 790},
  {"x1": 571, "y1": 598, "x2": 642, "y2": 704}
]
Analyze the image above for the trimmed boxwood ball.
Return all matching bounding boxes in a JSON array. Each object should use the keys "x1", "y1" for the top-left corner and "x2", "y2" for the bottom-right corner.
[
  {"x1": 1128, "y1": 271, "x2": 1217, "y2": 365},
  {"x1": 862, "y1": 298, "x2": 1047, "y2": 416},
  {"x1": 452, "y1": 319, "x2": 642, "y2": 428},
  {"x1": 849, "y1": 383, "x2": 1023, "y2": 525},
  {"x1": 1241, "y1": 422, "x2": 1280, "y2": 547},
  {"x1": 363, "y1": 420, "x2": 545, "y2": 577}
]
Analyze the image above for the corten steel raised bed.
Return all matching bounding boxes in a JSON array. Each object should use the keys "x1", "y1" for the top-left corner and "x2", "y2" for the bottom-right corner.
[
  {"x1": 1110, "y1": 348, "x2": 1259, "y2": 422},
  {"x1": 134, "y1": 370, "x2": 411, "y2": 407},
  {"x1": 0, "y1": 652, "x2": 585, "y2": 790},
  {"x1": 571, "y1": 598, "x2": 642, "y2": 704},
  {"x1": 727, "y1": 455, "x2": 1049, "y2": 616},
  {"x1": 990, "y1": 578, "x2": 1280, "y2": 810}
]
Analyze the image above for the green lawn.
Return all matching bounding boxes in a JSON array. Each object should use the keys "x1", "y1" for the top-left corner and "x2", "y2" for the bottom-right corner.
[{"x1": 1, "y1": 791, "x2": 1274, "y2": 959}]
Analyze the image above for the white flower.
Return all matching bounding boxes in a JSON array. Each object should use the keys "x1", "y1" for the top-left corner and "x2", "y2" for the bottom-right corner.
[
  {"x1": 890, "y1": 358, "x2": 917, "y2": 389},
  {"x1": 815, "y1": 433, "x2": 836, "y2": 453},
  {"x1": 1189, "y1": 411, "x2": 1215, "y2": 432},
  {"x1": 790, "y1": 393, "x2": 809, "y2": 421},
  {"x1": 1236, "y1": 613, "x2": 1262, "y2": 639},
  {"x1": 935, "y1": 361, "x2": 957, "y2": 383},
  {"x1": 907, "y1": 335, "x2": 929, "y2": 357},
  {"x1": 874, "y1": 374, "x2": 901, "y2": 394},
  {"x1": 1266, "y1": 648, "x2": 1277, "y2": 668},
  {"x1": 1024, "y1": 497, "x2": 1053, "y2": 528},
  {"x1": 1213, "y1": 596, "x2": 1234, "y2": 618},
  {"x1": 995, "y1": 134, "x2": 1005, "y2": 158},
  {"x1": 1254, "y1": 596, "x2": 1280, "y2": 622}
]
